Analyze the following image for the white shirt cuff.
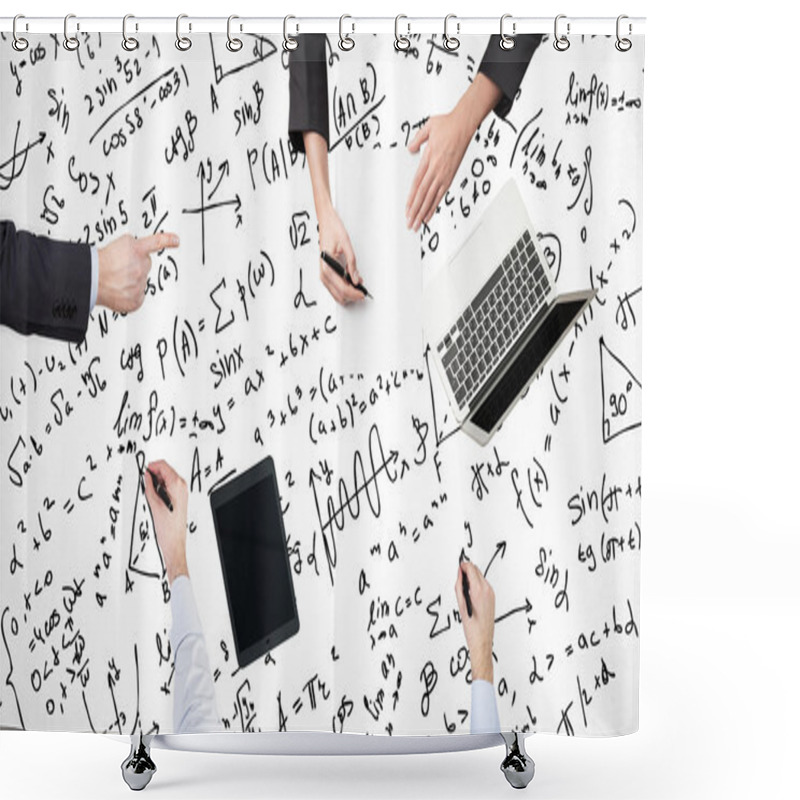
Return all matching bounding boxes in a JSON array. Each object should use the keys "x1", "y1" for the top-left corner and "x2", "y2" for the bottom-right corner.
[
  {"x1": 89, "y1": 245, "x2": 99, "y2": 310},
  {"x1": 471, "y1": 678, "x2": 501, "y2": 734}
]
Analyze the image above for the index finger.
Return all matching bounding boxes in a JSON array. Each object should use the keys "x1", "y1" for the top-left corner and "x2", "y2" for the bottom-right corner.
[{"x1": 135, "y1": 232, "x2": 180, "y2": 254}]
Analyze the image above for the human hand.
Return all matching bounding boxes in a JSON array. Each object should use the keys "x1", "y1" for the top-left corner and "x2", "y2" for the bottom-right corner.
[
  {"x1": 143, "y1": 459, "x2": 189, "y2": 585},
  {"x1": 405, "y1": 109, "x2": 473, "y2": 232},
  {"x1": 455, "y1": 561, "x2": 496, "y2": 683},
  {"x1": 317, "y1": 204, "x2": 365, "y2": 305},
  {"x1": 97, "y1": 232, "x2": 180, "y2": 313}
]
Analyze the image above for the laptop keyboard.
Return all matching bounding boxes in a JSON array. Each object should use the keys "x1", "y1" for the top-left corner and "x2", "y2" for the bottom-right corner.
[{"x1": 436, "y1": 229, "x2": 550, "y2": 408}]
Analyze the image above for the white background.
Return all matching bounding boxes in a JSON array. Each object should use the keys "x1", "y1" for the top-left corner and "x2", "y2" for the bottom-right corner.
[{"x1": 1, "y1": 0, "x2": 797, "y2": 798}]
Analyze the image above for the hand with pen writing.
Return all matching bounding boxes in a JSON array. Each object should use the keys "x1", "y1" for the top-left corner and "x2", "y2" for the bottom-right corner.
[
  {"x1": 143, "y1": 460, "x2": 189, "y2": 586},
  {"x1": 455, "y1": 561, "x2": 496, "y2": 683},
  {"x1": 302, "y1": 131, "x2": 365, "y2": 306}
]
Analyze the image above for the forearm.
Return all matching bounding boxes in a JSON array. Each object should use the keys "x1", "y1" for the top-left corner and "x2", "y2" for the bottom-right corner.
[
  {"x1": 470, "y1": 647, "x2": 494, "y2": 684},
  {"x1": 166, "y1": 554, "x2": 188, "y2": 586},
  {"x1": 452, "y1": 72, "x2": 504, "y2": 134},
  {"x1": 303, "y1": 131, "x2": 334, "y2": 218}
]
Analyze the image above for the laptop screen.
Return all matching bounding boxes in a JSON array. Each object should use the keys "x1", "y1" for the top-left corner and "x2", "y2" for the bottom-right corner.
[{"x1": 471, "y1": 298, "x2": 587, "y2": 433}]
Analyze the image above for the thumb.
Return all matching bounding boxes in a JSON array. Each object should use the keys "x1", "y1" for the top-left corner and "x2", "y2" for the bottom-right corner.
[{"x1": 408, "y1": 121, "x2": 430, "y2": 153}]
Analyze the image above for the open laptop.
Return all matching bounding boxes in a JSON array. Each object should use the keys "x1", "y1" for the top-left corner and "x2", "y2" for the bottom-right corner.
[{"x1": 423, "y1": 178, "x2": 596, "y2": 446}]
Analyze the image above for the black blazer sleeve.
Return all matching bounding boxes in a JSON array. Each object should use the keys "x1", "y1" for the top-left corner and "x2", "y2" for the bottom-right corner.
[
  {"x1": 288, "y1": 34, "x2": 329, "y2": 153},
  {"x1": 0, "y1": 220, "x2": 91, "y2": 343},
  {"x1": 478, "y1": 34, "x2": 544, "y2": 119}
]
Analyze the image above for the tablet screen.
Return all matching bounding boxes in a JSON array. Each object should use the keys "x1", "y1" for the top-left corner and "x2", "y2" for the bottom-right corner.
[{"x1": 212, "y1": 463, "x2": 297, "y2": 663}]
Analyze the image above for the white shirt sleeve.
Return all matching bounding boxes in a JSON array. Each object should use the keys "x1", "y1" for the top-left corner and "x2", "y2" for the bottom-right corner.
[
  {"x1": 470, "y1": 678, "x2": 501, "y2": 734},
  {"x1": 169, "y1": 575, "x2": 226, "y2": 733},
  {"x1": 89, "y1": 245, "x2": 99, "y2": 311}
]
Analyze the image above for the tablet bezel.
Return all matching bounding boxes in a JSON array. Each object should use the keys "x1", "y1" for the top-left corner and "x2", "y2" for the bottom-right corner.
[{"x1": 209, "y1": 455, "x2": 299, "y2": 669}]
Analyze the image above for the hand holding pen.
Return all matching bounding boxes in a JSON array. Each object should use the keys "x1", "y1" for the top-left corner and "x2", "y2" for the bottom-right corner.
[
  {"x1": 315, "y1": 202, "x2": 365, "y2": 305},
  {"x1": 142, "y1": 460, "x2": 189, "y2": 585},
  {"x1": 455, "y1": 560, "x2": 496, "y2": 683},
  {"x1": 147, "y1": 467, "x2": 173, "y2": 511},
  {"x1": 320, "y1": 251, "x2": 373, "y2": 300}
]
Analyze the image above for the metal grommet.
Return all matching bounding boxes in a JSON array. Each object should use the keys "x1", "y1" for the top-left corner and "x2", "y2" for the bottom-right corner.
[
  {"x1": 339, "y1": 15, "x2": 355, "y2": 51},
  {"x1": 553, "y1": 14, "x2": 570, "y2": 51},
  {"x1": 394, "y1": 14, "x2": 410, "y2": 51},
  {"x1": 227, "y1": 15, "x2": 243, "y2": 52},
  {"x1": 175, "y1": 13, "x2": 192, "y2": 51},
  {"x1": 499, "y1": 13, "x2": 515, "y2": 50},
  {"x1": 443, "y1": 14, "x2": 460, "y2": 51},
  {"x1": 615, "y1": 14, "x2": 632, "y2": 52},
  {"x1": 122, "y1": 14, "x2": 139, "y2": 51},
  {"x1": 283, "y1": 15, "x2": 298, "y2": 51},
  {"x1": 12, "y1": 14, "x2": 29, "y2": 51},
  {"x1": 63, "y1": 13, "x2": 79, "y2": 51}
]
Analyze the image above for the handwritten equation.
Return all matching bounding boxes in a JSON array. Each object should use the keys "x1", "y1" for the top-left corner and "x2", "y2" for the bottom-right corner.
[{"x1": 1, "y1": 31, "x2": 643, "y2": 737}]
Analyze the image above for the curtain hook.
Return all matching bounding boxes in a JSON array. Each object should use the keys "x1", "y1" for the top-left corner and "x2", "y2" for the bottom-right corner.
[
  {"x1": 12, "y1": 14, "x2": 29, "y2": 52},
  {"x1": 227, "y1": 15, "x2": 243, "y2": 52},
  {"x1": 63, "y1": 13, "x2": 79, "y2": 51},
  {"x1": 443, "y1": 13, "x2": 460, "y2": 51},
  {"x1": 283, "y1": 15, "x2": 298, "y2": 51},
  {"x1": 339, "y1": 14, "x2": 355, "y2": 51},
  {"x1": 553, "y1": 14, "x2": 570, "y2": 51},
  {"x1": 176, "y1": 13, "x2": 192, "y2": 51},
  {"x1": 394, "y1": 14, "x2": 410, "y2": 51},
  {"x1": 615, "y1": 15, "x2": 632, "y2": 51},
  {"x1": 122, "y1": 14, "x2": 139, "y2": 52},
  {"x1": 499, "y1": 14, "x2": 516, "y2": 50}
]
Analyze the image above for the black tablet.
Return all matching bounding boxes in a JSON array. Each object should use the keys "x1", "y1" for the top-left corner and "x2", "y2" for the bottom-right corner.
[{"x1": 210, "y1": 456, "x2": 299, "y2": 668}]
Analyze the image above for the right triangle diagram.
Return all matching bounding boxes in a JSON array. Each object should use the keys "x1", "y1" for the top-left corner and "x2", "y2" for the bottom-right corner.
[{"x1": 600, "y1": 337, "x2": 642, "y2": 443}]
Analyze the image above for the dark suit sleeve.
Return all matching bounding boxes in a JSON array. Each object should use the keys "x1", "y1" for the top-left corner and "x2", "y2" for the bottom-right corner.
[
  {"x1": 288, "y1": 34, "x2": 329, "y2": 153},
  {"x1": 478, "y1": 34, "x2": 544, "y2": 119},
  {"x1": 0, "y1": 220, "x2": 91, "y2": 343}
]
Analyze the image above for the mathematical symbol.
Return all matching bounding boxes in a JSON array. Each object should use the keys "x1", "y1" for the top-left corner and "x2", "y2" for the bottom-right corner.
[{"x1": 557, "y1": 701, "x2": 575, "y2": 736}]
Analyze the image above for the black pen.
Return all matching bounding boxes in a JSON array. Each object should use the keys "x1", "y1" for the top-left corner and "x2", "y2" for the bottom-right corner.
[
  {"x1": 460, "y1": 558, "x2": 473, "y2": 618},
  {"x1": 320, "y1": 251, "x2": 373, "y2": 299},
  {"x1": 146, "y1": 468, "x2": 173, "y2": 512}
]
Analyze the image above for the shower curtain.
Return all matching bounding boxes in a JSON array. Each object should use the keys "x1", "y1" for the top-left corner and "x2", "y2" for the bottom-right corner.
[{"x1": 0, "y1": 26, "x2": 644, "y2": 738}]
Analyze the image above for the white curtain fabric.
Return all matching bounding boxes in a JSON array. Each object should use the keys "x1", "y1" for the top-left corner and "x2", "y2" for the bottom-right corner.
[{"x1": 0, "y1": 31, "x2": 644, "y2": 737}]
